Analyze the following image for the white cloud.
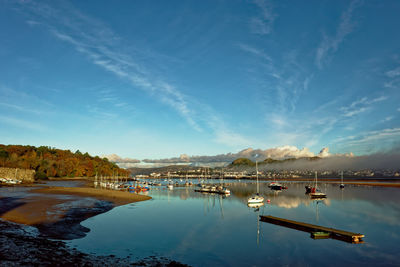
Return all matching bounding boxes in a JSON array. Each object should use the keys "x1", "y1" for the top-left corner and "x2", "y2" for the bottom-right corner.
[
  {"x1": 22, "y1": 2, "x2": 201, "y2": 132},
  {"x1": 250, "y1": 0, "x2": 276, "y2": 35},
  {"x1": 19, "y1": 1, "x2": 261, "y2": 150},
  {"x1": 381, "y1": 116, "x2": 393, "y2": 123},
  {"x1": 318, "y1": 147, "x2": 330, "y2": 158},
  {"x1": 340, "y1": 95, "x2": 386, "y2": 117},
  {"x1": 0, "y1": 102, "x2": 42, "y2": 115},
  {"x1": 315, "y1": 0, "x2": 363, "y2": 69},
  {"x1": 334, "y1": 128, "x2": 400, "y2": 154},
  {"x1": 104, "y1": 154, "x2": 140, "y2": 163},
  {"x1": 26, "y1": 20, "x2": 40, "y2": 26},
  {"x1": 385, "y1": 67, "x2": 400, "y2": 78},
  {"x1": 269, "y1": 115, "x2": 287, "y2": 127},
  {"x1": 343, "y1": 106, "x2": 369, "y2": 117},
  {"x1": 349, "y1": 128, "x2": 400, "y2": 144},
  {"x1": 143, "y1": 145, "x2": 324, "y2": 164},
  {"x1": 213, "y1": 128, "x2": 252, "y2": 148},
  {"x1": 237, "y1": 43, "x2": 272, "y2": 62},
  {"x1": 0, "y1": 115, "x2": 46, "y2": 131},
  {"x1": 369, "y1": 95, "x2": 387, "y2": 103}
]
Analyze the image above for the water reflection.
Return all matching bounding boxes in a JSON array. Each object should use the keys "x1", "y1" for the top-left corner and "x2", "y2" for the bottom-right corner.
[{"x1": 68, "y1": 179, "x2": 400, "y2": 266}]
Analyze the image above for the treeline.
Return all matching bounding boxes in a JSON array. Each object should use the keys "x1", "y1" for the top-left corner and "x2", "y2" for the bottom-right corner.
[{"x1": 0, "y1": 144, "x2": 129, "y2": 179}]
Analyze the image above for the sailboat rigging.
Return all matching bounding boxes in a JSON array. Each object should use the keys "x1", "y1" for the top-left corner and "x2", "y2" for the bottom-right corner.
[
  {"x1": 340, "y1": 171, "x2": 345, "y2": 189},
  {"x1": 310, "y1": 171, "x2": 327, "y2": 199},
  {"x1": 248, "y1": 160, "x2": 264, "y2": 204}
]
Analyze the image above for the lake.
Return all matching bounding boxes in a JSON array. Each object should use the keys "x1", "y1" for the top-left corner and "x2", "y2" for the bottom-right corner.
[{"x1": 68, "y1": 180, "x2": 400, "y2": 266}]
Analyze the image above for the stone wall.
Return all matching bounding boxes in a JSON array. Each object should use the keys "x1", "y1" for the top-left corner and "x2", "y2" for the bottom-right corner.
[{"x1": 0, "y1": 167, "x2": 35, "y2": 183}]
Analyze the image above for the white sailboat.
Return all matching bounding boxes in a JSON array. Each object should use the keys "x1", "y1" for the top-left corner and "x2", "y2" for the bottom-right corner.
[
  {"x1": 310, "y1": 171, "x2": 327, "y2": 198},
  {"x1": 248, "y1": 160, "x2": 264, "y2": 204},
  {"x1": 167, "y1": 172, "x2": 173, "y2": 189}
]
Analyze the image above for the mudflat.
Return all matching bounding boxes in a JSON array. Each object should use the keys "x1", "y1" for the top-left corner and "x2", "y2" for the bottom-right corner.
[
  {"x1": 0, "y1": 185, "x2": 151, "y2": 240},
  {"x1": 32, "y1": 186, "x2": 151, "y2": 205}
]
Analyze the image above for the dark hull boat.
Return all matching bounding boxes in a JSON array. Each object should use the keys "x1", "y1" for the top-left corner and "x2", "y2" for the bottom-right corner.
[
  {"x1": 269, "y1": 182, "x2": 287, "y2": 191},
  {"x1": 305, "y1": 185, "x2": 312, "y2": 194}
]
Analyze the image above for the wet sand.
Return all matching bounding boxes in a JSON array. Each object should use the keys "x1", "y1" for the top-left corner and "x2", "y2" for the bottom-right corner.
[
  {"x1": 0, "y1": 184, "x2": 189, "y2": 266},
  {"x1": 0, "y1": 186, "x2": 151, "y2": 239},
  {"x1": 32, "y1": 186, "x2": 152, "y2": 205},
  {"x1": 0, "y1": 219, "x2": 188, "y2": 266}
]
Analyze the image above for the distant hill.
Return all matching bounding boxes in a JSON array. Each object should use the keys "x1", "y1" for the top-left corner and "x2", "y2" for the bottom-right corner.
[
  {"x1": 127, "y1": 157, "x2": 324, "y2": 175},
  {"x1": 0, "y1": 144, "x2": 129, "y2": 179},
  {"x1": 231, "y1": 158, "x2": 255, "y2": 166},
  {"x1": 128, "y1": 165, "x2": 200, "y2": 175},
  {"x1": 230, "y1": 156, "x2": 321, "y2": 166}
]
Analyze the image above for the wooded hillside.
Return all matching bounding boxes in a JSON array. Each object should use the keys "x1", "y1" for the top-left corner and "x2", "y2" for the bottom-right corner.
[{"x1": 0, "y1": 144, "x2": 129, "y2": 179}]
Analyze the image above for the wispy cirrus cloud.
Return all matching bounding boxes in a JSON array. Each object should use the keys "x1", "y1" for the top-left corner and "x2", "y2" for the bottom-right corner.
[
  {"x1": 384, "y1": 65, "x2": 400, "y2": 89},
  {"x1": 238, "y1": 44, "x2": 321, "y2": 147},
  {"x1": 385, "y1": 67, "x2": 400, "y2": 78},
  {"x1": 0, "y1": 115, "x2": 46, "y2": 131},
  {"x1": 237, "y1": 43, "x2": 272, "y2": 62},
  {"x1": 0, "y1": 102, "x2": 42, "y2": 115},
  {"x1": 315, "y1": 0, "x2": 363, "y2": 69},
  {"x1": 17, "y1": 1, "x2": 200, "y2": 131},
  {"x1": 381, "y1": 116, "x2": 393, "y2": 123},
  {"x1": 15, "y1": 1, "x2": 255, "y2": 148},
  {"x1": 250, "y1": 0, "x2": 277, "y2": 35},
  {"x1": 239, "y1": 44, "x2": 312, "y2": 115},
  {"x1": 349, "y1": 128, "x2": 400, "y2": 145},
  {"x1": 340, "y1": 95, "x2": 387, "y2": 117},
  {"x1": 333, "y1": 127, "x2": 400, "y2": 153}
]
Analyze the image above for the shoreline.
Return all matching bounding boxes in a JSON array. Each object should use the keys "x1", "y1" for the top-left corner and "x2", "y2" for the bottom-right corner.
[
  {"x1": 0, "y1": 183, "x2": 190, "y2": 266},
  {"x1": 0, "y1": 185, "x2": 151, "y2": 240},
  {"x1": 0, "y1": 219, "x2": 188, "y2": 266},
  {"x1": 32, "y1": 186, "x2": 152, "y2": 205}
]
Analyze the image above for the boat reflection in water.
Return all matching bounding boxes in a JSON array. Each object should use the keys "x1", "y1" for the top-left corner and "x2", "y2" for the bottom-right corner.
[
  {"x1": 247, "y1": 202, "x2": 264, "y2": 209},
  {"x1": 248, "y1": 201, "x2": 264, "y2": 246}
]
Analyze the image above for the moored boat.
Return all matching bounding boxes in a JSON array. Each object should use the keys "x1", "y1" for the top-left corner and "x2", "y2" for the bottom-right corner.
[
  {"x1": 248, "y1": 159, "x2": 264, "y2": 204},
  {"x1": 310, "y1": 172, "x2": 327, "y2": 198},
  {"x1": 340, "y1": 171, "x2": 345, "y2": 189}
]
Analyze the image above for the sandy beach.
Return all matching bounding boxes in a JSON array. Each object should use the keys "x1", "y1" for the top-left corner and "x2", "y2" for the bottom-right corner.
[{"x1": 32, "y1": 186, "x2": 152, "y2": 205}]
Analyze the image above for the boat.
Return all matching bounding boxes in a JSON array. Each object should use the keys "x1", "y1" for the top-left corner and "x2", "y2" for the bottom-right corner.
[
  {"x1": 340, "y1": 171, "x2": 345, "y2": 189},
  {"x1": 305, "y1": 185, "x2": 312, "y2": 194},
  {"x1": 166, "y1": 172, "x2": 173, "y2": 189},
  {"x1": 268, "y1": 173, "x2": 286, "y2": 190},
  {"x1": 248, "y1": 160, "x2": 264, "y2": 204},
  {"x1": 310, "y1": 171, "x2": 327, "y2": 198},
  {"x1": 268, "y1": 181, "x2": 283, "y2": 190},
  {"x1": 218, "y1": 169, "x2": 231, "y2": 194},
  {"x1": 311, "y1": 231, "x2": 331, "y2": 239}
]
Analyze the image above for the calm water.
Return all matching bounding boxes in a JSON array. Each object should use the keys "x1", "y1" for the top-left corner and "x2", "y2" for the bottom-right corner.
[{"x1": 68, "y1": 180, "x2": 400, "y2": 266}]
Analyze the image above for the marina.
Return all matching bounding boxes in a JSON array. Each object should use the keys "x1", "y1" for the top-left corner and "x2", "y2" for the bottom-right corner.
[{"x1": 65, "y1": 179, "x2": 400, "y2": 266}]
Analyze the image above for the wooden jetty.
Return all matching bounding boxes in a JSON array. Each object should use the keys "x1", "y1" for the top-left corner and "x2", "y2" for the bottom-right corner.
[{"x1": 260, "y1": 215, "x2": 364, "y2": 243}]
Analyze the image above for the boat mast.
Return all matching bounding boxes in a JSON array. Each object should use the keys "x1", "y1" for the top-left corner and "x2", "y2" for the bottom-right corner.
[
  {"x1": 256, "y1": 160, "x2": 259, "y2": 194},
  {"x1": 314, "y1": 171, "x2": 318, "y2": 189}
]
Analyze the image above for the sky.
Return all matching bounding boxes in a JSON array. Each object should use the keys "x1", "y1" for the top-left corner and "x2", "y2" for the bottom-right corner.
[{"x1": 1, "y1": 0, "x2": 400, "y2": 162}]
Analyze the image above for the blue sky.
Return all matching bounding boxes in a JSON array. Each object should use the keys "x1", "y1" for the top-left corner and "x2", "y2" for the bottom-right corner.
[{"x1": 1, "y1": 0, "x2": 400, "y2": 160}]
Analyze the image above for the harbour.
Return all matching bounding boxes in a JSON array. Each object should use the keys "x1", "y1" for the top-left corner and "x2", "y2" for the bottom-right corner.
[{"x1": 64, "y1": 179, "x2": 399, "y2": 266}]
